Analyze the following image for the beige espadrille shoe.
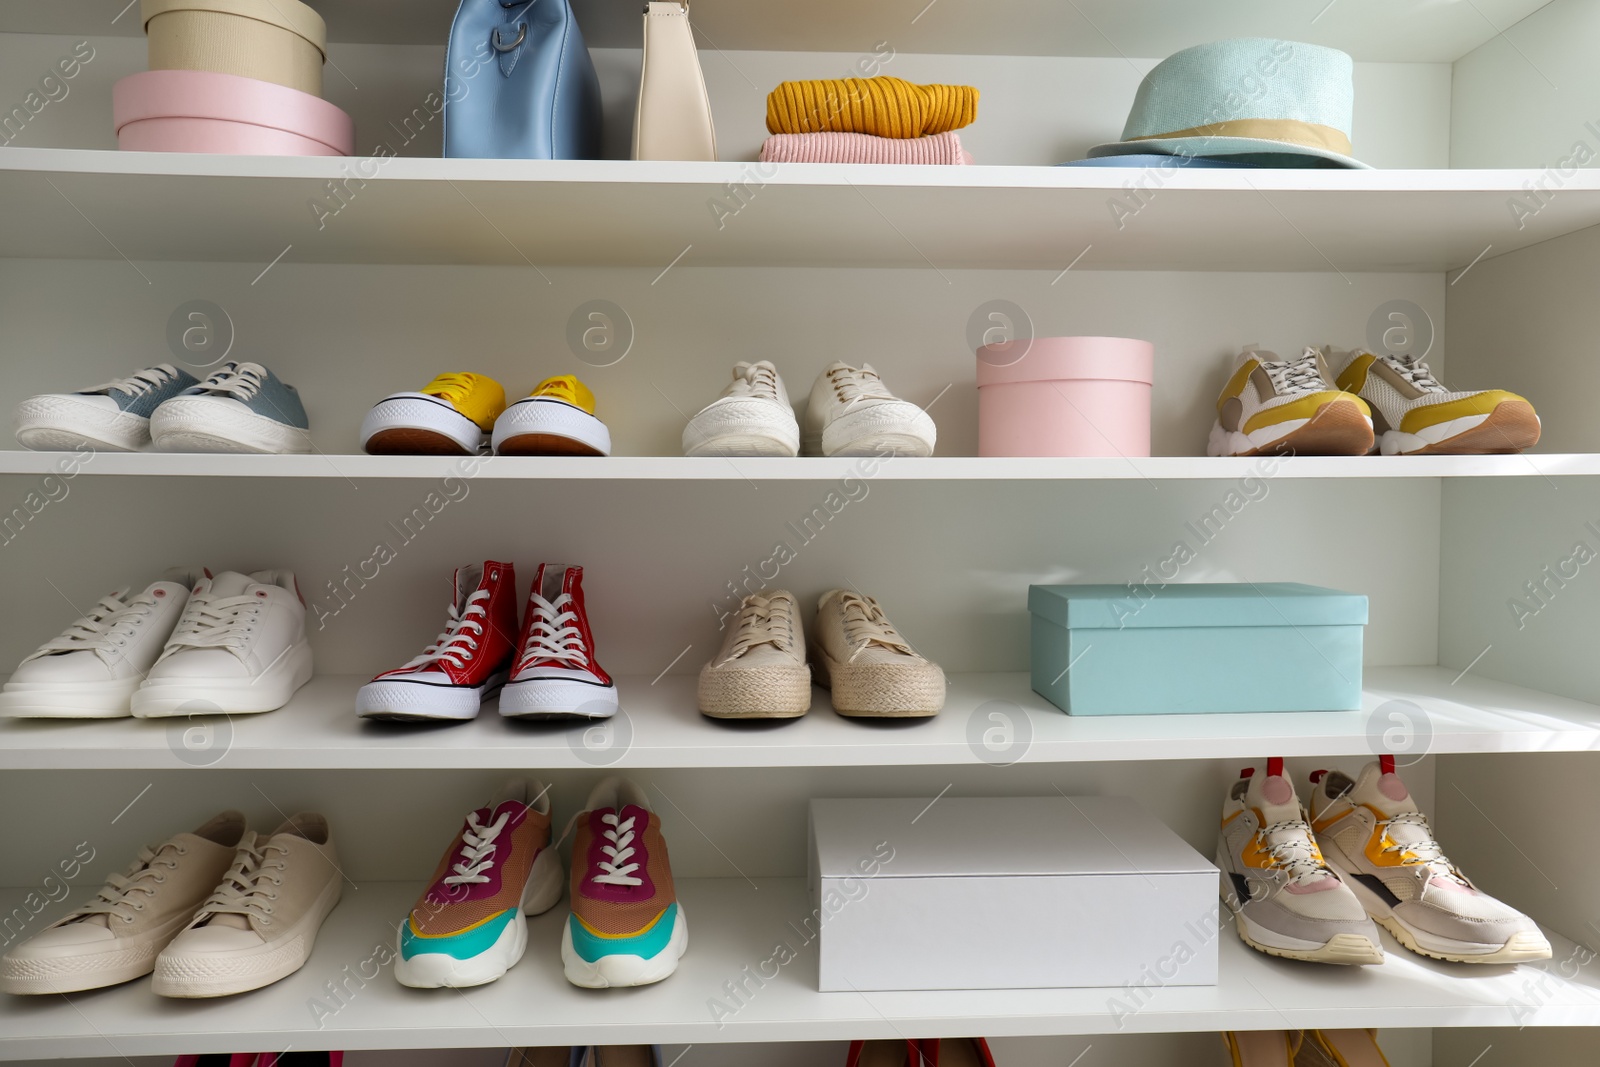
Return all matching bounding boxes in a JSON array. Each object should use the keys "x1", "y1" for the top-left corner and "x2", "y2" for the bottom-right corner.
[
  {"x1": 811, "y1": 589, "x2": 944, "y2": 718},
  {"x1": 698, "y1": 590, "x2": 812, "y2": 719}
]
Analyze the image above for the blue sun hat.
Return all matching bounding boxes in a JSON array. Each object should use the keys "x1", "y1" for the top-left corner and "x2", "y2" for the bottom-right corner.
[{"x1": 1086, "y1": 38, "x2": 1368, "y2": 169}]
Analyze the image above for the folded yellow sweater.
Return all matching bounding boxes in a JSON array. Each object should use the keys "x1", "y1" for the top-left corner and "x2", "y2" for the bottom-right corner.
[{"x1": 766, "y1": 77, "x2": 978, "y2": 138}]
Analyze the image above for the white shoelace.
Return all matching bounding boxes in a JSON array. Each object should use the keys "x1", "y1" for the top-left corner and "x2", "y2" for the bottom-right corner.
[
  {"x1": 402, "y1": 588, "x2": 491, "y2": 670},
  {"x1": 1255, "y1": 820, "x2": 1334, "y2": 887},
  {"x1": 725, "y1": 361, "x2": 780, "y2": 400},
  {"x1": 195, "y1": 834, "x2": 287, "y2": 927},
  {"x1": 202, "y1": 362, "x2": 268, "y2": 402},
  {"x1": 591, "y1": 811, "x2": 643, "y2": 887},
  {"x1": 720, "y1": 592, "x2": 797, "y2": 663},
  {"x1": 66, "y1": 842, "x2": 185, "y2": 925},
  {"x1": 91, "y1": 364, "x2": 182, "y2": 399},
  {"x1": 1378, "y1": 810, "x2": 1470, "y2": 886},
  {"x1": 164, "y1": 591, "x2": 263, "y2": 657},
  {"x1": 1260, "y1": 349, "x2": 1328, "y2": 396},
  {"x1": 827, "y1": 364, "x2": 896, "y2": 407},
  {"x1": 1381, "y1": 354, "x2": 1446, "y2": 394},
  {"x1": 23, "y1": 589, "x2": 153, "y2": 664},
  {"x1": 442, "y1": 810, "x2": 510, "y2": 887},
  {"x1": 516, "y1": 592, "x2": 588, "y2": 672},
  {"x1": 836, "y1": 592, "x2": 915, "y2": 662}
]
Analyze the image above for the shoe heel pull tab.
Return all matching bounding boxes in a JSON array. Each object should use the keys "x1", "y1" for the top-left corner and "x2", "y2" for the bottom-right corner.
[
  {"x1": 1266, "y1": 756, "x2": 1284, "y2": 778},
  {"x1": 1379, "y1": 754, "x2": 1396, "y2": 775},
  {"x1": 1310, "y1": 769, "x2": 1328, "y2": 785}
]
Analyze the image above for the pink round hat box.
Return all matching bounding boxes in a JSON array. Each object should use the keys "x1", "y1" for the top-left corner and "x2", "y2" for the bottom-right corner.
[
  {"x1": 113, "y1": 69, "x2": 353, "y2": 155},
  {"x1": 975, "y1": 336, "x2": 1154, "y2": 457}
]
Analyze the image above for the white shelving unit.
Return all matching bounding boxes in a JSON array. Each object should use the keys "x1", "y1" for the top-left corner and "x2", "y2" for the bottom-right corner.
[{"x1": 3, "y1": 0, "x2": 1600, "y2": 1064}]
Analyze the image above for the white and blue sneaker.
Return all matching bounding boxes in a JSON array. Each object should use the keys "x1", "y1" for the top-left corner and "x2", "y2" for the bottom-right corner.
[
  {"x1": 15, "y1": 363, "x2": 199, "y2": 452},
  {"x1": 150, "y1": 362, "x2": 312, "y2": 454}
]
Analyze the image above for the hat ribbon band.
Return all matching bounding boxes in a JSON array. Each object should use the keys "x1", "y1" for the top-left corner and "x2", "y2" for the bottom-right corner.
[{"x1": 1128, "y1": 119, "x2": 1351, "y2": 157}]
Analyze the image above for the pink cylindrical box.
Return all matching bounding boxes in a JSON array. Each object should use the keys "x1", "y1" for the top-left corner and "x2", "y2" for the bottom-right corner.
[
  {"x1": 113, "y1": 69, "x2": 354, "y2": 156},
  {"x1": 975, "y1": 336, "x2": 1154, "y2": 457}
]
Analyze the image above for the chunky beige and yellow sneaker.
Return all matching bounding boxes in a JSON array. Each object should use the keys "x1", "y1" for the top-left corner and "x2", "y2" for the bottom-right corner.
[
  {"x1": 152, "y1": 812, "x2": 342, "y2": 998},
  {"x1": 1325, "y1": 346, "x2": 1540, "y2": 455},
  {"x1": 810, "y1": 590, "x2": 944, "y2": 718},
  {"x1": 698, "y1": 590, "x2": 812, "y2": 719},
  {"x1": 1208, "y1": 346, "x2": 1373, "y2": 457},
  {"x1": 0, "y1": 811, "x2": 245, "y2": 994},
  {"x1": 492, "y1": 375, "x2": 612, "y2": 456}
]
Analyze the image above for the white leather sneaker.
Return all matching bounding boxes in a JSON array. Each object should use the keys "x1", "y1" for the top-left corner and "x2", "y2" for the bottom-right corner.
[
  {"x1": 682, "y1": 361, "x2": 800, "y2": 457},
  {"x1": 131, "y1": 570, "x2": 313, "y2": 717},
  {"x1": 153, "y1": 812, "x2": 342, "y2": 998},
  {"x1": 0, "y1": 811, "x2": 245, "y2": 994},
  {"x1": 1, "y1": 568, "x2": 205, "y2": 718},
  {"x1": 802, "y1": 362, "x2": 936, "y2": 457}
]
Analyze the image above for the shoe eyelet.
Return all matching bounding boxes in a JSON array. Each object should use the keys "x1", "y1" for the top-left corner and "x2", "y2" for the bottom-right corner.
[{"x1": 122, "y1": 915, "x2": 134, "y2": 924}]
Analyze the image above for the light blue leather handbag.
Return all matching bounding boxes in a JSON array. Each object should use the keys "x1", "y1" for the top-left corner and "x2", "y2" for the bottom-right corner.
[{"x1": 443, "y1": 0, "x2": 602, "y2": 159}]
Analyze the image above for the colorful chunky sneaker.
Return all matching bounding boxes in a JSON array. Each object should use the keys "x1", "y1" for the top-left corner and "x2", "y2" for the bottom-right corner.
[
  {"x1": 1308, "y1": 756, "x2": 1553, "y2": 964},
  {"x1": 1324, "y1": 346, "x2": 1541, "y2": 455},
  {"x1": 14, "y1": 363, "x2": 199, "y2": 452},
  {"x1": 492, "y1": 375, "x2": 611, "y2": 456},
  {"x1": 0, "y1": 567, "x2": 204, "y2": 718},
  {"x1": 357, "y1": 562, "x2": 519, "y2": 722},
  {"x1": 499, "y1": 563, "x2": 618, "y2": 720},
  {"x1": 1208, "y1": 346, "x2": 1373, "y2": 457},
  {"x1": 150, "y1": 362, "x2": 312, "y2": 454},
  {"x1": 683, "y1": 361, "x2": 801, "y2": 457},
  {"x1": 562, "y1": 778, "x2": 686, "y2": 988},
  {"x1": 1217, "y1": 759, "x2": 1383, "y2": 965},
  {"x1": 360, "y1": 372, "x2": 507, "y2": 455},
  {"x1": 698, "y1": 590, "x2": 811, "y2": 719},
  {"x1": 802, "y1": 362, "x2": 936, "y2": 457},
  {"x1": 811, "y1": 589, "x2": 944, "y2": 718},
  {"x1": 395, "y1": 780, "x2": 563, "y2": 988},
  {"x1": 0, "y1": 811, "x2": 245, "y2": 994}
]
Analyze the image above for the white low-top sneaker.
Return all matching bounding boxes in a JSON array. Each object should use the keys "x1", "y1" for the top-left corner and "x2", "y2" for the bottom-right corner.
[
  {"x1": 131, "y1": 570, "x2": 313, "y2": 718},
  {"x1": 0, "y1": 568, "x2": 205, "y2": 718},
  {"x1": 802, "y1": 362, "x2": 936, "y2": 457},
  {"x1": 14, "y1": 364, "x2": 199, "y2": 452},
  {"x1": 683, "y1": 361, "x2": 800, "y2": 457},
  {"x1": 152, "y1": 812, "x2": 343, "y2": 998},
  {"x1": 0, "y1": 811, "x2": 246, "y2": 994}
]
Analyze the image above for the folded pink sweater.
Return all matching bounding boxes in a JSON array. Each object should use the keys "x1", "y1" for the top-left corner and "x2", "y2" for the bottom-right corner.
[{"x1": 760, "y1": 130, "x2": 971, "y2": 165}]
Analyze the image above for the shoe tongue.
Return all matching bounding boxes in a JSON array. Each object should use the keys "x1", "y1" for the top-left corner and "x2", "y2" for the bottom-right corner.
[
  {"x1": 454, "y1": 563, "x2": 485, "y2": 609},
  {"x1": 1349, "y1": 757, "x2": 1418, "y2": 817},
  {"x1": 205, "y1": 571, "x2": 255, "y2": 598},
  {"x1": 1246, "y1": 760, "x2": 1303, "y2": 825}
]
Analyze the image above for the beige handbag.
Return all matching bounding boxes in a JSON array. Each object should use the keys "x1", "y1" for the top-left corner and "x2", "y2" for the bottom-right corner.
[{"x1": 633, "y1": 1, "x2": 716, "y2": 161}]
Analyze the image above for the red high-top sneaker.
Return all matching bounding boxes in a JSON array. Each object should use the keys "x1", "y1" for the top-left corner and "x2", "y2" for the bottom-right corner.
[
  {"x1": 357, "y1": 562, "x2": 519, "y2": 721},
  {"x1": 499, "y1": 563, "x2": 617, "y2": 720}
]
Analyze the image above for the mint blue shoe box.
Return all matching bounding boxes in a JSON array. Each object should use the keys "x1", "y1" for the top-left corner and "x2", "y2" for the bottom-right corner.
[{"x1": 1029, "y1": 583, "x2": 1367, "y2": 715}]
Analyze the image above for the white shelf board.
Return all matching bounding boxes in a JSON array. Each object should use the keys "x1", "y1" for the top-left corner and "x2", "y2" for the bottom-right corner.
[
  {"x1": 1, "y1": 878, "x2": 1595, "y2": 1060},
  {"x1": 4, "y1": 150, "x2": 1599, "y2": 271},
  {"x1": 3, "y1": 0, "x2": 1556, "y2": 60},
  {"x1": 4, "y1": 668, "x2": 1599, "y2": 771},
  {"x1": 5, "y1": 451, "x2": 1600, "y2": 481}
]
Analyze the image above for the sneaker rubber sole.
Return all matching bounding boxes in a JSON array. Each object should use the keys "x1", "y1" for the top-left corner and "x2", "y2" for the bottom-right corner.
[
  {"x1": 14, "y1": 395, "x2": 148, "y2": 452},
  {"x1": 151, "y1": 876, "x2": 341, "y2": 998},
  {"x1": 498, "y1": 677, "x2": 618, "y2": 719},
  {"x1": 132, "y1": 641, "x2": 313, "y2": 717},
  {"x1": 561, "y1": 904, "x2": 687, "y2": 989},
  {"x1": 810, "y1": 642, "x2": 944, "y2": 718},
  {"x1": 697, "y1": 661, "x2": 812, "y2": 719},
  {"x1": 1208, "y1": 399, "x2": 1374, "y2": 457},
  {"x1": 493, "y1": 399, "x2": 611, "y2": 457},
  {"x1": 1379, "y1": 400, "x2": 1541, "y2": 456},
  {"x1": 0, "y1": 677, "x2": 142, "y2": 718},
  {"x1": 360, "y1": 394, "x2": 486, "y2": 456},
  {"x1": 357, "y1": 670, "x2": 509, "y2": 722},
  {"x1": 151, "y1": 398, "x2": 312, "y2": 455}
]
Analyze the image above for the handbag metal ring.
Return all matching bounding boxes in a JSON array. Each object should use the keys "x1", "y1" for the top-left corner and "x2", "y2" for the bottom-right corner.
[{"x1": 492, "y1": 22, "x2": 527, "y2": 52}]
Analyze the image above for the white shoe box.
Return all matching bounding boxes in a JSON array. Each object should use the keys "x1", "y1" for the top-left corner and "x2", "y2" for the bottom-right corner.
[{"x1": 807, "y1": 795, "x2": 1219, "y2": 991}]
